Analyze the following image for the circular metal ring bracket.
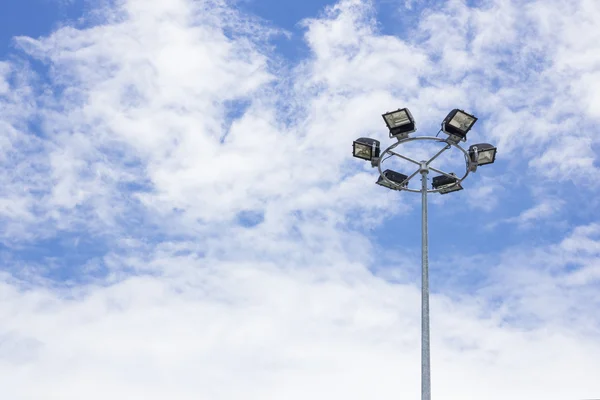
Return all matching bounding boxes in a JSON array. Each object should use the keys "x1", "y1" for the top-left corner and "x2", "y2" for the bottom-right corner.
[{"x1": 376, "y1": 136, "x2": 474, "y2": 194}]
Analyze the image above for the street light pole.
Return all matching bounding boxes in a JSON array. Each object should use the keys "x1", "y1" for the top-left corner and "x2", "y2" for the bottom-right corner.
[
  {"x1": 373, "y1": 137, "x2": 472, "y2": 400},
  {"x1": 353, "y1": 107, "x2": 497, "y2": 400},
  {"x1": 420, "y1": 163, "x2": 431, "y2": 400}
]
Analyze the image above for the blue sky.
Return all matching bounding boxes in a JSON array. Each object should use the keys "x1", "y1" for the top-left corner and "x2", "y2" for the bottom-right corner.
[
  {"x1": 0, "y1": 0, "x2": 83, "y2": 53},
  {"x1": 1, "y1": 0, "x2": 600, "y2": 398}
]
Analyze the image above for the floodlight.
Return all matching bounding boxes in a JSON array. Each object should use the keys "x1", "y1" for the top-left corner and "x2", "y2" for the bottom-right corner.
[
  {"x1": 469, "y1": 143, "x2": 497, "y2": 166},
  {"x1": 441, "y1": 109, "x2": 477, "y2": 144},
  {"x1": 376, "y1": 169, "x2": 409, "y2": 190},
  {"x1": 432, "y1": 174, "x2": 463, "y2": 194},
  {"x1": 382, "y1": 108, "x2": 416, "y2": 139},
  {"x1": 353, "y1": 137, "x2": 381, "y2": 161}
]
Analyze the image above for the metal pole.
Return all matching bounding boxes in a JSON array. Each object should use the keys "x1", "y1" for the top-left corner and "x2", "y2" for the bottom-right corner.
[
  {"x1": 374, "y1": 138, "x2": 474, "y2": 399},
  {"x1": 420, "y1": 164, "x2": 431, "y2": 400}
]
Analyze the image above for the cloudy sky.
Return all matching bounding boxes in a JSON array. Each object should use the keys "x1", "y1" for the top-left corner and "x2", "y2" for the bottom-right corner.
[{"x1": 1, "y1": 0, "x2": 600, "y2": 398}]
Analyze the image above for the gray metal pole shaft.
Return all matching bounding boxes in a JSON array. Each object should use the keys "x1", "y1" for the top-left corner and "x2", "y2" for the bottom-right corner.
[{"x1": 421, "y1": 167, "x2": 431, "y2": 400}]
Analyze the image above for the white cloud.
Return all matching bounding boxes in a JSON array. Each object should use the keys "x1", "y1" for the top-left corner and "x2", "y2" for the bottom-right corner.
[
  {"x1": 502, "y1": 197, "x2": 564, "y2": 228},
  {"x1": 465, "y1": 176, "x2": 505, "y2": 212},
  {"x1": 2, "y1": 236, "x2": 600, "y2": 400},
  {"x1": 0, "y1": 62, "x2": 10, "y2": 94},
  {"x1": 517, "y1": 199, "x2": 562, "y2": 223},
  {"x1": 2, "y1": 0, "x2": 600, "y2": 235},
  {"x1": 473, "y1": 223, "x2": 600, "y2": 336}
]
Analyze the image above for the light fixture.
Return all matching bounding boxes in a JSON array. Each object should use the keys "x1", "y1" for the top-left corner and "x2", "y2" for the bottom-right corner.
[
  {"x1": 382, "y1": 108, "x2": 416, "y2": 139},
  {"x1": 469, "y1": 143, "x2": 497, "y2": 166},
  {"x1": 441, "y1": 109, "x2": 477, "y2": 144},
  {"x1": 353, "y1": 137, "x2": 381, "y2": 161},
  {"x1": 432, "y1": 174, "x2": 463, "y2": 194},
  {"x1": 376, "y1": 169, "x2": 409, "y2": 190}
]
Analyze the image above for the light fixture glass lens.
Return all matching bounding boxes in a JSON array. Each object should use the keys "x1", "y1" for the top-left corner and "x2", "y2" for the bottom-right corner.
[
  {"x1": 432, "y1": 174, "x2": 459, "y2": 190},
  {"x1": 440, "y1": 184, "x2": 463, "y2": 193},
  {"x1": 378, "y1": 180, "x2": 396, "y2": 189},
  {"x1": 385, "y1": 110, "x2": 410, "y2": 128},
  {"x1": 477, "y1": 149, "x2": 495, "y2": 165},
  {"x1": 449, "y1": 112, "x2": 475, "y2": 131},
  {"x1": 377, "y1": 170, "x2": 408, "y2": 190},
  {"x1": 354, "y1": 143, "x2": 372, "y2": 159}
]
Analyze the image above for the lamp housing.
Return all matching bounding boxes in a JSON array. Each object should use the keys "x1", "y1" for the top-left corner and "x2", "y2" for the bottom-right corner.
[
  {"x1": 353, "y1": 137, "x2": 381, "y2": 161},
  {"x1": 432, "y1": 174, "x2": 463, "y2": 194},
  {"x1": 376, "y1": 169, "x2": 409, "y2": 190},
  {"x1": 441, "y1": 109, "x2": 477, "y2": 144},
  {"x1": 382, "y1": 108, "x2": 416, "y2": 139},
  {"x1": 469, "y1": 143, "x2": 497, "y2": 167}
]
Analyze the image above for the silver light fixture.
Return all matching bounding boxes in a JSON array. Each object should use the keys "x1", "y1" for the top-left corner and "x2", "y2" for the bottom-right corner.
[
  {"x1": 432, "y1": 173, "x2": 463, "y2": 194},
  {"x1": 469, "y1": 143, "x2": 497, "y2": 166},
  {"x1": 376, "y1": 169, "x2": 409, "y2": 190},
  {"x1": 441, "y1": 109, "x2": 477, "y2": 144},
  {"x1": 382, "y1": 108, "x2": 416, "y2": 140},
  {"x1": 353, "y1": 137, "x2": 381, "y2": 161}
]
